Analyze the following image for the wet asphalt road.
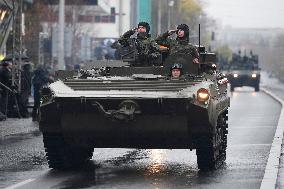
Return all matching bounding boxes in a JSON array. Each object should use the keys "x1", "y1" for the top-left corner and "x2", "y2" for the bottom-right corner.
[{"x1": 0, "y1": 87, "x2": 281, "y2": 189}]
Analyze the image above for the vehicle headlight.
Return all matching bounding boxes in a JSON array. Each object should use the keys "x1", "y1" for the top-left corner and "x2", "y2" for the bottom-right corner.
[
  {"x1": 233, "y1": 73, "x2": 238, "y2": 78},
  {"x1": 197, "y1": 88, "x2": 210, "y2": 102},
  {"x1": 251, "y1": 73, "x2": 257, "y2": 78}
]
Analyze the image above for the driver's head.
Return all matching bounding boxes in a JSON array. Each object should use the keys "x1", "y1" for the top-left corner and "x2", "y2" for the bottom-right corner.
[
  {"x1": 137, "y1": 22, "x2": 150, "y2": 34},
  {"x1": 176, "y1": 24, "x2": 189, "y2": 41},
  {"x1": 171, "y1": 63, "x2": 183, "y2": 78}
]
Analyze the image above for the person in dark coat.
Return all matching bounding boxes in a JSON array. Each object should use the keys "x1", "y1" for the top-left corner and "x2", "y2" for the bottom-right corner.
[
  {"x1": 19, "y1": 63, "x2": 33, "y2": 118},
  {"x1": 32, "y1": 65, "x2": 52, "y2": 121},
  {"x1": 0, "y1": 61, "x2": 12, "y2": 116}
]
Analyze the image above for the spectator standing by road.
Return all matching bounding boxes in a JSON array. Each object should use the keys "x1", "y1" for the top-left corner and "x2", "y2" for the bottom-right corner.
[
  {"x1": 0, "y1": 61, "x2": 12, "y2": 118},
  {"x1": 19, "y1": 63, "x2": 33, "y2": 118},
  {"x1": 32, "y1": 65, "x2": 53, "y2": 121}
]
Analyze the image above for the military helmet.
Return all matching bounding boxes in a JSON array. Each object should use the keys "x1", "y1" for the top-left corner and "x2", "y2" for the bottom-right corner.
[
  {"x1": 171, "y1": 63, "x2": 183, "y2": 70},
  {"x1": 177, "y1": 24, "x2": 189, "y2": 40},
  {"x1": 138, "y1": 22, "x2": 150, "y2": 34}
]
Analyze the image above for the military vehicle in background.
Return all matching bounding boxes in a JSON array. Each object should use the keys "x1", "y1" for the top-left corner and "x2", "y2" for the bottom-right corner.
[
  {"x1": 39, "y1": 38, "x2": 230, "y2": 171},
  {"x1": 220, "y1": 50, "x2": 261, "y2": 92}
]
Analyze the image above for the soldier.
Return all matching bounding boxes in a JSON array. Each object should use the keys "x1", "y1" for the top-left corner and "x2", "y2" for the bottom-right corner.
[
  {"x1": 156, "y1": 24, "x2": 199, "y2": 64},
  {"x1": 170, "y1": 63, "x2": 183, "y2": 78},
  {"x1": 117, "y1": 22, "x2": 161, "y2": 66},
  {"x1": 19, "y1": 63, "x2": 33, "y2": 118},
  {"x1": 32, "y1": 65, "x2": 53, "y2": 121},
  {"x1": 0, "y1": 61, "x2": 12, "y2": 116}
]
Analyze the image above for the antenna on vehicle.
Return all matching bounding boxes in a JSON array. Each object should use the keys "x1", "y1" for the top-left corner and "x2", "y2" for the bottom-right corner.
[
  {"x1": 198, "y1": 24, "x2": 205, "y2": 53},
  {"x1": 199, "y1": 24, "x2": 201, "y2": 48}
]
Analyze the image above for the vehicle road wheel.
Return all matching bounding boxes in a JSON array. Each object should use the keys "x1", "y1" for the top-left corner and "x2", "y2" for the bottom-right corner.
[
  {"x1": 230, "y1": 85, "x2": 234, "y2": 92},
  {"x1": 43, "y1": 133, "x2": 94, "y2": 170},
  {"x1": 196, "y1": 111, "x2": 228, "y2": 170},
  {"x1": 255, "y1": 85, "x2": 260, "y2": 92}
]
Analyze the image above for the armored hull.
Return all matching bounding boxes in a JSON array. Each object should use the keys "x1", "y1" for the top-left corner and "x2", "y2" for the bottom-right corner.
[
  {"x1": 220, "y1": 51, "x2": 261, "y2": 92},
  {"x1": 40, "y1": 51, "x2": 230, "y2": 170},
  {"x1": 40, "y1": 70, "x2": 229, "y2": 170},
  {"x1": 226, "y1": 69, "x2": 260, "y2": 91}
]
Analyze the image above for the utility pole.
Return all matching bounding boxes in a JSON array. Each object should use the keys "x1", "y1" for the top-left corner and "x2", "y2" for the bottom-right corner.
[
  {"x1": 167, "y1": 0, "x2": 174, "y2": 30},
  {"x1": 157, "y1": 0, "x2": 161, "y2": 34},
  {"x1": 11, "y1": 0, "x2": 16, "y2": 88},
  {"x1": 58, "y1": 0, "x2": 65, "y2": 70},
  {"x1": 130, "y1": 0, "x2": 138, "y2": 28},
  {"x1": 167, "y1": 0, "x2": 169, "y2": 30},
  {"x1": 18, "y1": 0, "x2": 23, "y2": 92},
  {"x1": 118, "y1": 0, "x2": 123, "y2": 36}
]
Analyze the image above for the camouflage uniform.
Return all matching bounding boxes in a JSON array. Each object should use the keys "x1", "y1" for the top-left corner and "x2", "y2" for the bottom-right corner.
[
  {"x1": 156, "y1": 32, "x2": 199, "y2": 59},
  {"x1": 118, "y1": 30, "x2": 161, "y2": 66}
]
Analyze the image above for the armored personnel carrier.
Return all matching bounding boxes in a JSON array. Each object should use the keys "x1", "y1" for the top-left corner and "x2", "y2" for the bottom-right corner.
[
  {"x1": 39, "y1": 45, "x2": 230, "y2": 171},
  {"x1": 225, "y1": 51, "x2": 261, "y2": 92}
]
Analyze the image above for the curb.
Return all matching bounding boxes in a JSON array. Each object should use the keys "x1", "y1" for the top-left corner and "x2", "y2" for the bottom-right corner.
[{"x1": 260, "y1": 88, "x2": 284, "y2": 189}]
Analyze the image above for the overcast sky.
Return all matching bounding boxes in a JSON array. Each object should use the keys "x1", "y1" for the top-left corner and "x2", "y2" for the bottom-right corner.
[{"x1": 204, "y1": 0, "x2": 284, "y2": 28}]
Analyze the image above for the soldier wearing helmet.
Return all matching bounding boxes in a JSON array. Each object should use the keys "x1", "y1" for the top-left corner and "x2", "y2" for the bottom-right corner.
[
  {"x1": 115, "y1": 22, "x2": 161, "y2": 66},
  {"x1": 156, "y1": 24, "x2": 199, "y2": 64},
  {"x1": 170, "y1": 63, "x2": 183, "y2": 78}
]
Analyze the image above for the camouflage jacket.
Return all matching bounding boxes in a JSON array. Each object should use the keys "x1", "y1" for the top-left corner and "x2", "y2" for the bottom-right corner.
[
  {"x1": 156, "y1": 32, "x2": 199, "y2": 59},
  {"x1": 118, "y1": 30, "x2": 161, "y2": 65}
]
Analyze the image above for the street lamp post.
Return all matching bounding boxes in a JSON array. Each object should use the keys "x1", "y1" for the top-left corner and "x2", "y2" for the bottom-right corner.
[
  {"x1": 157, "y1": 0, "x2": 162, "y2": 34},
  {"x1": 167, "y1": 0, "x2": 174, "y2": 30},
  {"x1": 58, "y1": 0, "x2": 65, "y2": 70}
]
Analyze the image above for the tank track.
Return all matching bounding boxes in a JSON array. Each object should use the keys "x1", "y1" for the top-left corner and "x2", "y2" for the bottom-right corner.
[
  {"x1": 43, "y1": 133, "x2": 94, "y2": 169},
  {"x1": 196, "y1": 110, "x2": 228, "y2": 170}
]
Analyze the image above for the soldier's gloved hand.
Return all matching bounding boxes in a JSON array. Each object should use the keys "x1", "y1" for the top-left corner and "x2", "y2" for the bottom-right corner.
[
  {"x1": 193, "y1": 58, "x2": 199, "y2": 64},
  {"x1": 150, "y1": 53, "x2": 159, "y2": 59},
  {"x1": 132, "y1": 27, "x2": 137, "y2": 32},
  {"x1": 168, "y1": 30, "x2": 177, "y2": 35},
  {"x1": 110, "y1": 41, "x2": 118, "y2": 49},
  {"x1": 123, "y1": 29, "x2": 136, "y2": 37},
  {"x1": 129, "y1": 29, "x2": 136, "y2": 35}
]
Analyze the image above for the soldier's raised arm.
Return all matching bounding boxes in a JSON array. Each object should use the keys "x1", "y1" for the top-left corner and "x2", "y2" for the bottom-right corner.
[
  {"x1": 155, "y1": 30, "x2": 175, "y2": 47},
  {"x1": 118, "y1": 28, "x2": 136, "y2": 47},
  {"x1": 190, "y1": 45, "x2": 200, "y2": 64}
]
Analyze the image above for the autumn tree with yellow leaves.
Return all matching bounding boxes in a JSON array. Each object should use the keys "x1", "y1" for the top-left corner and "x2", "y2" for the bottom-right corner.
[
  {"x1": 176, "y1": 0, "x2": 202, "y2": 26},
  {"x1": 152, "y1": 0, "x2": 215, "y2": 44}
]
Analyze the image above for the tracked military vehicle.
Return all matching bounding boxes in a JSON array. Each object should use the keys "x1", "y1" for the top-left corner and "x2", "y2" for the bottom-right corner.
[
  {"x1": 39, "y1": 44, "x2": 230, "y2": 171},
  {"x1": 225, "y1": 51, "x2": 261, "y2": 92}
]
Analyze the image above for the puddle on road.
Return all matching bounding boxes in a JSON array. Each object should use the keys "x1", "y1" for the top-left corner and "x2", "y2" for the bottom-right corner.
[{"x1": 0, "y1": 130, "x2": 42, "y2": 145}]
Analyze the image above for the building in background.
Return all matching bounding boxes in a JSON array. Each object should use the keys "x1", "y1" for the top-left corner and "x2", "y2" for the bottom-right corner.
[
  {"x1": 130, "y1": 0, "x2": 153, "y2": 34},
  {"x1": 0, "y1": 0, "x2": 33, "y2": 57},
  {"x1": 137, "y1": 0, "x2": 152, "y2": 30},
  {"x1": 41, "y1": 0, "x2": 132, "y2": 63}
]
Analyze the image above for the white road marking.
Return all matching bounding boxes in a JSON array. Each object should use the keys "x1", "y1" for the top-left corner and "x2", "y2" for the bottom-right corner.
[
  {"x1": 260, "y1": 89, "x2": 284, "y2": 189},
  {"x1": 230, "y1": 144, "x2": 271, "y2": 147},
  {"x1": 4, "y1": 179, "x2": 35, "y2": 189}
]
